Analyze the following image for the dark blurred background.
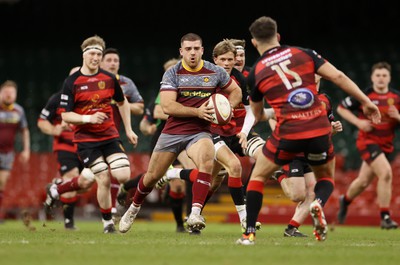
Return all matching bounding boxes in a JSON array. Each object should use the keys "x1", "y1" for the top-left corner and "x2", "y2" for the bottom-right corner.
[{"x1": 1, "y1": 0, "x2": 399, "y2": 169}]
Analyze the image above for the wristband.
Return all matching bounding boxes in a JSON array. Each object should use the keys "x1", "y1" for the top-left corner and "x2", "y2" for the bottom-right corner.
[{"x1": 82, "y1": 115, "x2": 91, "y2": 124}]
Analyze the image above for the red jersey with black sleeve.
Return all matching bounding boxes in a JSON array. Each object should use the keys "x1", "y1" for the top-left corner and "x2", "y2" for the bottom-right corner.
[
  {"x1": 211, "y1": 67, "x2": 249, "y2": 136},
  {"x1": 249, "y1": 45, "x2": 331, "y2": 140},
  {"x1": 338, "y1": 87, "x2": 400, "y2": 153},
  {"x1": 38, "y1": 91, "x2": 76, "y2": 152},
  {"x1": 60, "y1": 69, "x2": 125, "y2": 143}
]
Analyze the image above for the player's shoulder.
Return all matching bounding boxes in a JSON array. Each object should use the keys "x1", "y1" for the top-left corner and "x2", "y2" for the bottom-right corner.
[
  {"x1": 118, "y1": 74, "x2": 133, "y2": 83},
  {"x1": 99, "y1": 68, "x2": 117, "y2": 79},
  {"x1": 13, "y1": 102, "x2": 26, "y2": 113}
]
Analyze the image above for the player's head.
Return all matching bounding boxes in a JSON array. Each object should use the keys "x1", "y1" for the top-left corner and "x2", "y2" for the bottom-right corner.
[
  {"x1": 81, "y1": 35, "x2": 105, "y2": 71},
  {"x1": 228, "y1": 39, "x2": 246, "y2": 72},
  {"x1": 249, "y1": 16, "x2": 279, "y2": 48},
  {"x1": 179, "y1": 33, "x2": 204, "y2": 69},
  {"x1": 371, "y1": 61, "x2": 391, "y2": 90},
  {"x1": 212, "y1": 39, "x2": 237, "y2": 75},
  {"x1": 0, "y1": 80, "x2": 18, "y2": 106},
  {"x1": 163, "y1": 58, "x2": 179, "y2": 72},
  {"x1": 101, "y1": 47, "x2": 120, "y2": 75}
]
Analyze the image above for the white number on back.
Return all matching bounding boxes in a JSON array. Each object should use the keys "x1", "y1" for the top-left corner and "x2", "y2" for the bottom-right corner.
[{"x1": 271, "y1": 60, "x2": 302, "y2": 90}]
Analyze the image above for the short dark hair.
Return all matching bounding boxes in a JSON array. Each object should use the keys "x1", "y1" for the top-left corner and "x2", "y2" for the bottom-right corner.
[
  {"x1": 180, "y1": 33, "x2": 202, "y2": 46},
  {"x1": 371, "y1": 61, "x2": 391, "y2": 73},
  {"x1": 103, "y1": 47, "x2": 120, "y2": 57},
  {"x1": 249, "y1": 16, "x2": 277, "y2": 41}
]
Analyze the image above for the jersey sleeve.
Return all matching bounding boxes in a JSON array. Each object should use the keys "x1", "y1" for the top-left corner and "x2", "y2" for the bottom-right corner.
[
  {"x1": 112, "y1": 76, "x2": 125, "y2": 103},
  {"x1": 39, "y1": 92, "x2": 60, "y2": 122},
  {"x1": 300, "y1": 48, "x2": 327, "y2": 71},
  {"x1": 60, "y1": 77, "x2": 75, "y2": 112},
  {"x1": 122, "y1": 76, "x2": 144, "y2": 103}
]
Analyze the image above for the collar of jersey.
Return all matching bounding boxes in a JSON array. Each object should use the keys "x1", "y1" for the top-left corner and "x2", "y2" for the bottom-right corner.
[
  {"x1": 1, "y1": 103, "x2": 14, "y2": 110},
  {"x1": 182, "y1": 59, "x2": 204, "y2": 72}
]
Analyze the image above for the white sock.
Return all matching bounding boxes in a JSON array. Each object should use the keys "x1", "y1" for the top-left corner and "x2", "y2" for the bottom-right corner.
[
  {"x1": 50, "y1": 185, "x2": 59, "y2": 199},
  {"x1": 129, "y1": 204, "x2": 141, "y2": 213},
  {"x1": 191, "y1": 206, "x2": 201, "y2": 216},
  {"x1": 236, "y1": 205, "x2": 246, "y2": 221},
  {"x1": 102, "y1": 218, "x2": 114, "y2": 228},
  {"x1": 166, "y1": 168, "x2": 183, "y2": 180}
]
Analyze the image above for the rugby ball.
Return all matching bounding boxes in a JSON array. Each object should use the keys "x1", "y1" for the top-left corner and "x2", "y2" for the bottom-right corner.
[{"x1": 208, "y1": 94, "x2": 232, "y2": 125}]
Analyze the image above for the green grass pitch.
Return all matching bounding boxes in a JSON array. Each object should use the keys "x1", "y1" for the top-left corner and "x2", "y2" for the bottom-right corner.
[{"x1": 0, "y1": 220, "x2": 399, "y2": 265}]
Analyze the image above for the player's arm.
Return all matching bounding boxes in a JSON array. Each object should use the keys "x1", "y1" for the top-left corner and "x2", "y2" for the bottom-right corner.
[
  {"x1": 154, "y1": 104, "x2": 168, "y2": 120},
  {"x1": 62, "y1": 111, "x2": 108, "y2": 125},
  {"x1": 19, "y1": 127, "x2": 30, "y2": 163},
  {"x1": 317, "y1": 62, "x2": 380, "y2": 124},
  {"x1": 116, "y1": 97, "x2": 138, "y2": 147},
  {"x1": 129, "y1": 102, "x2": 144, "y2": 116},
  {"x1": 337, "y1": 105, "x2": 373, "y2": 132},
  {"x1": 37, "y1": 119, "x2": 62, "y2": 136},
  {"x1": 223, "y1": 80, "x2": 242, "y2": 109}
]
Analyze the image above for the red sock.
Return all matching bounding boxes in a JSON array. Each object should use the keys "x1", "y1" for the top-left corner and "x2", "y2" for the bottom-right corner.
[
  {"x1": 289, "y1": 219, "x2": 300, "y2": 228},
  {"x1": 191, "y1": 171, "x2": 211, "y2": 207},
  {"x1": 189, "y1": 169, "x2": 199, "y2": 183},
  {"x1": 57, "y1": 177, "x2": 80, "y2": 194},
  {"x1": 132, "y1": 174, "x2": 153, "y2": 205},
  {"x1": 60, "y1": 196, "x2": 78, "y2": 204}
]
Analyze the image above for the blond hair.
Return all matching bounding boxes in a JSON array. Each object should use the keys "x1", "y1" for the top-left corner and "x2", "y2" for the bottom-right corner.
[{"x1": 80, "y1": 35, "x2": 106, "y2": 52}]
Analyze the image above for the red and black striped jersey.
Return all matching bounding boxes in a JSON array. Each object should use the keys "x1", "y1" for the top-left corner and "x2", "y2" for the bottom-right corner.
[
  {"x1": 160, "y1": 60, "x2": 232, "y2": 135},
  {"x1": 249, "y1": 45, "x2": 331, "y2": 140},
  {"x1": 242, "y1": 66, "x2": 251, "y2": 78},
  {"x1": 38, "y1": 91, "x2": 76, "y2": 152},
  {"x1": 211, "y1": 68, "x2": 249, "y2": 136},
  {"x1": 339, "y1": 87, "x2": 400, "y2": 153},
  {"x1": 60, "y1": 69, "x2": 125, "y2": 143}
]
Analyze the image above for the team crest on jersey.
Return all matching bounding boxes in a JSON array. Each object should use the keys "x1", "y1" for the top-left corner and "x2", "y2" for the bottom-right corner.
[
  {"x1": 91, "y1": 94, "x2": 100, "y2": 103},
  {"x1": 288, "y1": 88, "x2": 314, "y2": 109},
  {"x1": 388, "y1": 98, "x2": 394, "y2": 105},
  {"x1": 202, "y1": 76, "x2": 210, "y2": 86},
  {"x1": 98, "y1": 81, "x2": 106, "y2": 89}
]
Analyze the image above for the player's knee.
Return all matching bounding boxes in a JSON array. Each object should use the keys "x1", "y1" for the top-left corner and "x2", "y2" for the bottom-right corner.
[
  {"x1": 90, "y1": 160, "x2": 109, "y2": 175},
  {"x1": 226, "y1": 161, "x2": 241, "y2": 176},
  {"x1": 81, "y1": 168, "x2": 95, "y2": 182},
  {"x1": 245, "y1": 137, "x2": 265, "y2": 158}
]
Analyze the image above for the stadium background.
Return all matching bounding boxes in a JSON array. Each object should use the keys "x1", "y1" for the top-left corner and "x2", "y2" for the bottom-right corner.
[{"x1": 1, "y1": 0, "x2": 399, "y2": 223}]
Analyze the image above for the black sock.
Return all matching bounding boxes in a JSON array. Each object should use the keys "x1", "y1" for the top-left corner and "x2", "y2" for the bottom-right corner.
[
  {"x1": 170, "y1": 197, "x2": 184, "y2": 226},
  {"x1": 185, "y1": 181, "x2": 193, "y2": 216},
  {"x1": 245, "y1": 190, "x2": 263, "y2": 234},
  {"x1": 229, "y1": 186, "x2": 245, "y2": 205},
  {"x1": 63, "y1": 202, "x2": 75, "y2": 227},
  {"x1": 180, "y1": 169, "x2": 192, "y2": 181},
  {"x1": 123, "y1": 174, "x2": 143, "y2": 190},
  {"x1": 314, "y1": 180, "x2": 334, "y2": 206},
  {"x1": 381, "y1": 211, "x2": 390, "y2": 220}
]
